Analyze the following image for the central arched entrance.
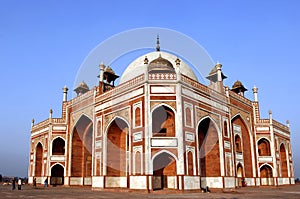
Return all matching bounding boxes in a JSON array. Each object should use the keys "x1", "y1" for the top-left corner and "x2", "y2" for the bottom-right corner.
[
  {"x1": 153, "y1": 152, "x2": 177, "y2": 190},
  {"x1": 51, "y1": 164, "x2": 64, "y2": 185},
  {"x1": 106, "y1": 117, "x2": 129, "y2": 177},
  {"x1": 71, "y1": 115, "x2": 93, "y2": 185},
  {"x1": 197, "y1": 118, "x2": 220, "y2": 177},
  {"x1": 260, "y1": 165, "x2": 273, "y2": 185},
  {"x1": 232, "y1": 116, "x2": 253, "y2": 178}
]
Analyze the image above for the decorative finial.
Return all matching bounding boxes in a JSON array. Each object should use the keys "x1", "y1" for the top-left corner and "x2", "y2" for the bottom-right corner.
[
  {"x1": 216, "y1": 61, "x2": 222, "y2": 69},
  {"x1": 31, "y1": 118, "x2": 35, "y2": 127},
  {"x1": 175, "y1": 57, "x2": 181, "y2": 66},
  {"x1": 99, "y1": 62, "x2": 105, "y2": 69},
  {"x1": 49, "y1": 109, "x2": 53, "y2": 119},
  {"x1": 286, "y1": 120, "x2": 290, "y2": 125},
  {"x1": 252, "y1": 86, "x2": 258, "y2": 93},
  {"x1": 144, "y1": 56, "x2": 148, "y2": 64},
  {"x1": 156, "y1": 35, "x2": 160, "y2": 52},
  {"x1": 268, "y1": 109, "x2": 272, "y2": 115},
  {"x1": 63, "y1": 85, "x2": 68, "y2": 92}
]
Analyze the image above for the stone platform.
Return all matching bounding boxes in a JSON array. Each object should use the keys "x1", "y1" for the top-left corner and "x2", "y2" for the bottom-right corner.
[{"x1": 1, "y1": 184, "x2": 300, "y2": 199}]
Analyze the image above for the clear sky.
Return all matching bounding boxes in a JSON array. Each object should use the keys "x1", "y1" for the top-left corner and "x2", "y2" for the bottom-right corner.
[{"x1": 0, "y1": 0, "x2": 299, "y2": 178}]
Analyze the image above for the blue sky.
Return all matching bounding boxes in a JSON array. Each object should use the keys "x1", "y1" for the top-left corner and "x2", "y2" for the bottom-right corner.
[{"x1": 0, "y1": 0, "x2": 299, "y2": 178}]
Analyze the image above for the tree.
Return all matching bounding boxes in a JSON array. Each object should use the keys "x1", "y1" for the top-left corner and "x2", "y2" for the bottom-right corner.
[{"x1": 0, "y1": 174, "x2": 2, "y2": 182}]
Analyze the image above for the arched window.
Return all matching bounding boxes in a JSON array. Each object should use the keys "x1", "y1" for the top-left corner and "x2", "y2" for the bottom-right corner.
[
  {"x1": 258, "y1": 138, "x2": 271, "y2": 156},
  {"x1": 187, "y1": 151, "x2": 193, "y2": 175},
  {"x1": 235, "y1": 135, "x2": 242, "y2": 152},
  {"x1": 135, "y1": 107, "x2": 141, "y2": 127},
  {"x1": 185, "y1": 107, "x2": 192, "y2": 127},
  {"x1": 224, "y1": 121, "x2": 228, "y2": 137},
  {"x1": 52, "y1": 137, "x2": 65, "y2": 155},
  {"x1": 152, "y1": 105, "x2": 175, "y2": 137},
  {"x1": 97, "y1": 120, "x2": 101, "y2": 137}
]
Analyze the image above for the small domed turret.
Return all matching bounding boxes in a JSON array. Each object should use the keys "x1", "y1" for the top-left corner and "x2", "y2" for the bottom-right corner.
[
  {"x1": 231, "y1": 80, "x2": 247, "y2": 96},
  {"x1": 74, "y1": 81, "x2": 89, "y2": 96},
  {"x1": 148, "y1": 54, "x2": 175, "y2": 73}
]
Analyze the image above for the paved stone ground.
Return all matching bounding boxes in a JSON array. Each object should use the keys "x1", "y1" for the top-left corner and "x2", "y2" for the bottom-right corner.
[{"x1": 1, "y1": 184, "x2": 300, "y2": 199}]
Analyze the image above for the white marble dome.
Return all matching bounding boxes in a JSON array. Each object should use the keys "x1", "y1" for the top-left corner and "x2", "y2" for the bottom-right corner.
[{"x1": 119, "y1": 51, "x2": 198, "y2": 84}]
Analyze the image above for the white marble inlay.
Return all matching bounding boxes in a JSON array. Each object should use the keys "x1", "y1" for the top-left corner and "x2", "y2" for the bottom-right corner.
[
  {"x1": 185, "y1": 132, "x2": 194, "y2": 142},
  {"x1": 151, "y1": 138, "x2": 177, "y2": 147},
  {"x1": 151, "y1": 86, "x2": 175, "y2": 93}
]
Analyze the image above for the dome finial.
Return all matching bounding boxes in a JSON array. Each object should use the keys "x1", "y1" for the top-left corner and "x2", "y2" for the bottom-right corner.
[{"x1": 156, "y1": 34, "x2": 160, "y2": 52}]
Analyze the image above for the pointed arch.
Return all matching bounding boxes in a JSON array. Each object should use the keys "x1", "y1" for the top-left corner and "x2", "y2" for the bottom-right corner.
[
  {"x1": 236, "y1": 162, "x2": 244, "y2": 187},
  {"x1": 71, "y1": 114, "x2": 93, "y2": 178},
  {"x1": 50, "y1": 163, "x2": 64, "y2": 185},
  {"x1": 280, "y1": 143, "x2": 288, "y2": 177},
  {"x1": 185, "y1": 106, "x2": 192, "y2": 127},
  {"x1": 260, "y1": 164, "x2": 273, "y2": 185},
  {"x1": 232, "y1": 115, "x2": 253, "y2": 178},
  {"x1": 151, "y1": 104, "x2": 176, "y2": 137},
  {"x1": 134, "y1": 106, "x2": 141, "y2": 127},
  {"x1": 52, "y1": 137, "x2": 65, "y2": 155},
  {"x1": 236, "y1": 162, "x2": 244, "y2": 177},
  {"x1": 197, "y1": 117, "x2": 220, "y2": 177},
  {"x1": 72, "y1": 113, "x2": 93, "y2": 129},
  {"x1": 34, "y1": 142, "x2": 43, "y2": 177},
  {"x1": 187, "y1": 151, "x2": 194, "y2": 175},
  {"x1": 133, "y1": 150, "x2": 142, "y2": 175},
  {"x1": 151, "y1": 149, "x2": 178, "y2": 162},
  {"x1": 152, "y1": 150, "x2": 177, "y2": 190},
  {"x1": 104, "y1": 115, "x2": 130, "y2": 136},
  {"x1": 235, "y1": 134, "x2": 242, "y2": 152},
  {"x1": 223, "y1": 120, "x2": 229, "y2": 137},
  {"x1": 259, "y1": 163, "x2": 273, "y2": 177},
  {"x1": 257, "y1": 138, "x2": 271, "y2": 156},
  {"x1": 105, "y1": 117, "x2": 129, "y2": 177}
]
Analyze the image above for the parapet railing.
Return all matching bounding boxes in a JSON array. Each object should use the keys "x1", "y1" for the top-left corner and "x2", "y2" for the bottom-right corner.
[
  {"x1": 96, "y1": 74, "x2": 145, "y2": 101},
  {"x1": 181, "y1": 75, "x2": 227, "y2": 103}
]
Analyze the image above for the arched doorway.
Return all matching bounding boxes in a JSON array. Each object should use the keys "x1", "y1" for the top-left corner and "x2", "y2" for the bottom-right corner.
[
  {"x1": 52, "y1": 137, "x2": 65, "y2": 155},
  {"x1": 106, "y1": 117, "x2": 129, "y2": 177},
  {"x1": 232, "y1": 116, "x2": 253, "y2": 178},
  {"x1": 35, "y1": 143, "x2": 43, "y2": 177},
  {"x1": 152, "y1": 105, "x2": 175, "y2": 137},
  {"x1": 71, "y1": 115, "x2": 93, "y2": 184},
  {"x1": 198, "y1": 118, "x2": 220, "y2": 177},
  {"x1": 235, "y1": 134, "x2": 242, "y2": 152},
  {"x1": 51, "y1": 164, "x2": 64, "y2": 185},
  {"x1": 236, "y1": 163, "x2": 243, "y2": 187},
  {"x1": 280, "y1": 144, "x2": 288, "y2": 177},
  {"x1": 260, "y1": 165, "x2": 273, "y2": 185},
  {"x1": 258, "y1": 138, "x2": 271, "y2": 156},
  {"x1": 153, "y1": 152, "x2": 176, "y2": 190}
]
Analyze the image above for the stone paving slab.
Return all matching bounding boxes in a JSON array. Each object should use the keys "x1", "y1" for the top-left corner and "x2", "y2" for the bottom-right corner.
[{"x1": 1, "y1": 184, "x2": 300, "y2": 199}]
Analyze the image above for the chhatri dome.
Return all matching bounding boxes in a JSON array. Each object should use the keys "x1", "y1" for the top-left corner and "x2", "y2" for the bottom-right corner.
[{"x1": 119, "y1": 37, "x2": 198, "y2": 84}]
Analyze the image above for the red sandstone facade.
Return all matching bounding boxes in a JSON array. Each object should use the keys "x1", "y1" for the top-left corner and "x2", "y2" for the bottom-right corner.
[{"x1": 28, "y1": 48, "x2": 294, "y2": 191}]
